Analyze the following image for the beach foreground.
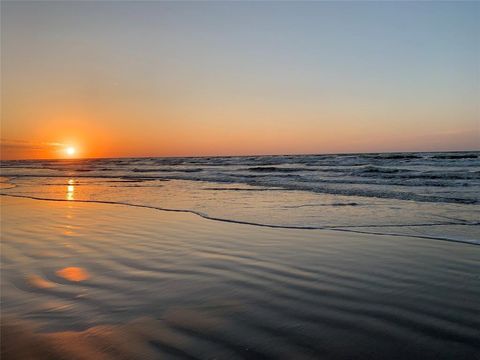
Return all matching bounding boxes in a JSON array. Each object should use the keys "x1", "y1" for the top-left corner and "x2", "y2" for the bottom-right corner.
[{"x1": 1, "y1": 196, "x2": 479, "y2": 359}]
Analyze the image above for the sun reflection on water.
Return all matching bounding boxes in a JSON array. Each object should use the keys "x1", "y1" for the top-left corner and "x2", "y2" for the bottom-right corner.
[{"x1": 66, "y1": 179, "x2": 75, "y2": 200}]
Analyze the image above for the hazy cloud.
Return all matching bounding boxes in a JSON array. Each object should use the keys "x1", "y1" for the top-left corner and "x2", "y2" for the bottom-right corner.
[{"x1": 0, "y1": 139, "x2": 65, "y2": 150}]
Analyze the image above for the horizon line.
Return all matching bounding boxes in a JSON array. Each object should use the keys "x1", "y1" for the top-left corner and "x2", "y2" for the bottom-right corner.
[{"x1": 1, "y1": 148, "x2": 479, "y2": 162}]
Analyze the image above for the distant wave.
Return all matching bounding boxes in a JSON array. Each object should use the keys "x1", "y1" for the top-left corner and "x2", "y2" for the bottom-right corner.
[
  {"x1": 431, "y1": 154, "x2": 478, "y2": 159},
  {"x1": 364, "y1": 153, "x2": 423, "y2": 160},
  {"x1": 246, "y1": 166, "x2": 316, "y2": 172},
  {"x1": 132, "y1": 168, "x2": 203, "y2": 173},
  {"x1": 350, "y1": 166, "x2": 413, "y2": 174},
  {"x1": 1, "y1": 151, "x2": 479, "y2": 205}
]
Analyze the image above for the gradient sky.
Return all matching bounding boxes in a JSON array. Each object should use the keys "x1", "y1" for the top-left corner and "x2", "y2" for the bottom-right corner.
[{"x1": 1, "y1": 1, "x2": 479, "y2": 159}]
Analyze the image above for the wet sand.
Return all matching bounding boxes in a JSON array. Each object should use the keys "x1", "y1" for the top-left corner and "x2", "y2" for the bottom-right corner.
[{"x1": 1, "y1": 196, "x2": 479, "y2": 359}]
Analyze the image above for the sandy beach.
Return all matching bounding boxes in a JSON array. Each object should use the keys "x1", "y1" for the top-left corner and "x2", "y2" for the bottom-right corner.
[{"x1": 1, "y1": 196, "x2": 479, "y2": 359}]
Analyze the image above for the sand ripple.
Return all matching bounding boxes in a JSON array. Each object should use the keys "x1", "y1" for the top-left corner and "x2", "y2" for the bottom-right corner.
[{"x1": 1, "y1": 197, "x2": 479, "y2": 359}]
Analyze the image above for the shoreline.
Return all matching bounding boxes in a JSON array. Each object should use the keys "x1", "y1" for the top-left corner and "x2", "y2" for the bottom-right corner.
[{"x1": 2, "y1": 193, "x2": 478, "y2": 246}]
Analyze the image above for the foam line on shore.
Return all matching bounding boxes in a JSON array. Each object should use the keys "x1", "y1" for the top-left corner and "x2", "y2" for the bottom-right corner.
[{"x1": 2, "y1": 193, "x2": 478, "y2": 246}]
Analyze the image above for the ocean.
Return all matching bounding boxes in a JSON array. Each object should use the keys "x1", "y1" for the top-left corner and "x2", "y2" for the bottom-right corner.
[{"x1": 1, "y1": 151, "x2": 479, "y2": 244}]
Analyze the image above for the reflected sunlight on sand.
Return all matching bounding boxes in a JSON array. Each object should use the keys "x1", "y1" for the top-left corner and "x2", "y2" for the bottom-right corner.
[{"x1": 55, "y1": 267, "x2": 89, "y2": 282}]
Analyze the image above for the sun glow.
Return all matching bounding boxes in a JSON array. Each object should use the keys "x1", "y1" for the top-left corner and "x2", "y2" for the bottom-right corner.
[{"x1": 66, "y1": 147, "x2": 76, "y2": 156}]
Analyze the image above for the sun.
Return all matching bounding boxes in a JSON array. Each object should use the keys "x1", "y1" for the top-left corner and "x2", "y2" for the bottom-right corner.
[{"x1": 66, "y1": 147, "x2": 76, "y2": 156}]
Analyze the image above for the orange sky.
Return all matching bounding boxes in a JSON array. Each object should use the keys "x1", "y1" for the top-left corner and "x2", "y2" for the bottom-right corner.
[{"x1": 1, "y1": 1, "x2": 479, "y2": 160}]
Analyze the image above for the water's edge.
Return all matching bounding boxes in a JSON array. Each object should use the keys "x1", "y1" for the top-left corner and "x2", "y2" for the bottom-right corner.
[{"x1": 2, "y1": 193, "x2": 478, "y2": 246}]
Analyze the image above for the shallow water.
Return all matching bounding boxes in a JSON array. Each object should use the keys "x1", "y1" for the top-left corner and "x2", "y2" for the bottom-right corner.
[{"x1": 1, "y1": 197, "x2": 479, "y2": 359}]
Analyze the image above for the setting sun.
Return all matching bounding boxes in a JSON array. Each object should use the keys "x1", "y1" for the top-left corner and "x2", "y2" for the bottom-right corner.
[{"x1": 66, "y1": 147, "x2": 76, "y2": 156}]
